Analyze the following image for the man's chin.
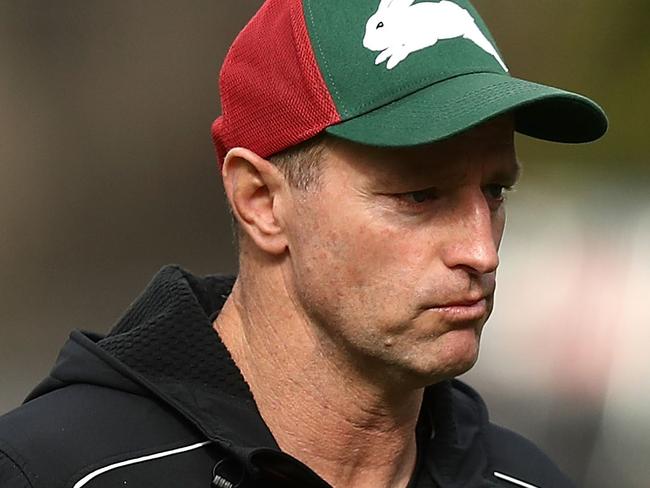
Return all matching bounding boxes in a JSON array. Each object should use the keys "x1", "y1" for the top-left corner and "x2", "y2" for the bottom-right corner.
[{"x1": 405, "y1": 329, "x2": 482, "y2": 386}]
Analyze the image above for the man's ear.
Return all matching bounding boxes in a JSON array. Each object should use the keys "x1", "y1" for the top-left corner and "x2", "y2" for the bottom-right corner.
[{"x1": 222, "y1": 147, "x2": 288, "y2": 255}]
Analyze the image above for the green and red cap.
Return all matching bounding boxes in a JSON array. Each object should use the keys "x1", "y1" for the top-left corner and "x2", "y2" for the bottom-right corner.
[{"x1": 211, "y1": 0, "x2": 608, "y2": 164}]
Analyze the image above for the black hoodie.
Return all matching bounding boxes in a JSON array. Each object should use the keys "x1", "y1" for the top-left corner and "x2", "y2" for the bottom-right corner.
[{"x1": 0, "y1": 266, "x2": 573, "y2": 488}]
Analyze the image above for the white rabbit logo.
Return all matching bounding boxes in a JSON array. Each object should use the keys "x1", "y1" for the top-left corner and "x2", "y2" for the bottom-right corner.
[{"x1": 363, "y1": 0, "x2": 508, "y2": 71}]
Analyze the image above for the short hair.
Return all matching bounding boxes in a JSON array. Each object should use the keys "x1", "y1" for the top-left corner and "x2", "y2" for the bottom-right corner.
[{"x1": 268, "y1": 132, "x2": 328, "y2": 191}]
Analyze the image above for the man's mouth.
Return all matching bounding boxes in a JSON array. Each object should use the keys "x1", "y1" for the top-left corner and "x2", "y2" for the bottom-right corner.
[
  {"x1": 424, "y1": 295, "x2": 490, "y2": 323},
  {"x1": 433, "y1": 298, "x2": 487, "y2": 320}
]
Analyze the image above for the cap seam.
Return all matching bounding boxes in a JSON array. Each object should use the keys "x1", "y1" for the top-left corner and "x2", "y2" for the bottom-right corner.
[
  {"x1": 345, "y1": 68, "x2": 505, "y2": 119},
  {"x1": 336, "y1": 70, "x2": 509, "y2": 127},
  {"x1": 289, "y1": 0, "x2": 341, "y2": 125},
  {"x1": 303, "y1": 0, "x2": 345, "y2": 116},
  {"x1": 376, "y1": 82, "x2": 552, "y2": 124},
  {"x1": 436, "y1": 86, "x2": 544, "y2": 123},
  {"x1": 430, "y1": 82, "x2": 547, "y2": 118}
]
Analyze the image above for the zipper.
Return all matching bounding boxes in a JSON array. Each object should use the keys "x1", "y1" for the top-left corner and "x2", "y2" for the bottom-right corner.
[
  {"x1": 212, "y1": 456, "x2": 246, "y2": 488},
  {"x1": 212, "y1": 474, "x2": 236, "y2": 488}
]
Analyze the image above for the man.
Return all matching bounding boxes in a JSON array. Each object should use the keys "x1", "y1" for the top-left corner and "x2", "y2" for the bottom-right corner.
[{"x1": 0, "y1": 0, "x2": 607, "y2": 487}]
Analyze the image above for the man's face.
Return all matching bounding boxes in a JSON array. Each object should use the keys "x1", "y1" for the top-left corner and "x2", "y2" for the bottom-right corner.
[{"x1": 282, "y1": 117, "x2": 519, "y2": 387}]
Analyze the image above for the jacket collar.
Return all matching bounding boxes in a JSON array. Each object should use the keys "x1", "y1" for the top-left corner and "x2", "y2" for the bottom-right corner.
[{"x1": 96, "y1": 265, "x2": 278, "y2": 450}]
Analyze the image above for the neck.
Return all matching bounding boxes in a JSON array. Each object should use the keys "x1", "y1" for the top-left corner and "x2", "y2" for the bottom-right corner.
[{"x1": 214, "y1": 270, "x2": 424, "y2": 488}]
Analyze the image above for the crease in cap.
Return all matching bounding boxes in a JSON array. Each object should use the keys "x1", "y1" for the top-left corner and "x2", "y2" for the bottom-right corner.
[{"x1": 211, "y1": 0, "x2": 607, "y2": 165}]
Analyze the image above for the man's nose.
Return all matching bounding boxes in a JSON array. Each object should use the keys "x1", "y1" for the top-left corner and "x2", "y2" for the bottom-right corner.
[{"x1": 441, "y1": 191, "x2": 500, "y2": 276}]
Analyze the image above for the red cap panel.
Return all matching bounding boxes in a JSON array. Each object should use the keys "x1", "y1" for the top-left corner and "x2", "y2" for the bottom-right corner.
[{"x1": 212, "y1": 0, "x2": 341, "y2": 165}]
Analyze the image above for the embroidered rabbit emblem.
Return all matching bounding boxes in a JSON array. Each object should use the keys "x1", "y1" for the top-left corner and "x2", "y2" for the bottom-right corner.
[{"x1": 363, "y1": 0, "x2": 508, "y2": 71}]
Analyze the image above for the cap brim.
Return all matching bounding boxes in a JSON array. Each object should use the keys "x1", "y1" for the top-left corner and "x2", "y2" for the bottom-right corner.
[{"x1": 325, "y1": 72, "x2": 608, "y2": 146}]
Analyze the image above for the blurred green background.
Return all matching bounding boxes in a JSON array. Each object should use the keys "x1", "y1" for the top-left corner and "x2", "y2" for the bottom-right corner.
[{"x1": 1, "y1": 1, "x2": 649, "y2": 487}]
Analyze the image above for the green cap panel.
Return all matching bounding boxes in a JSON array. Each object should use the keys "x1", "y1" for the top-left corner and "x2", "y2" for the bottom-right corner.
[{"x1": 303, "y1": 0, "x2": 508, "y2": 119}]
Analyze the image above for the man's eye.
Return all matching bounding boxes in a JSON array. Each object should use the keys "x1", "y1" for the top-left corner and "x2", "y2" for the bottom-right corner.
[
  {"x1": 401, "y1": 189, "x2": 439, "y2": 204},
  {"x1": 484, "y1": 184, "x2": 511, "y2": 201}
]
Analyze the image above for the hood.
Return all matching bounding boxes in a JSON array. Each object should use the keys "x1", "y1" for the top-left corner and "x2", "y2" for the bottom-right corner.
[{"x1": 26, "y1": 265, "x2": 497, "y2": 487}]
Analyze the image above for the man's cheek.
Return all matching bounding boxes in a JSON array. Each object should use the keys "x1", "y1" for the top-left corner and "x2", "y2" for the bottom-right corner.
[{"x1": 341, "y1": 229, "x2": 411, "y2": 288}]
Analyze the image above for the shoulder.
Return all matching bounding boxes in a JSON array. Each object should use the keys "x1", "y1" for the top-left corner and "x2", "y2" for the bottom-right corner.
[
  {"x1": 451, "y1": 380, "x2": 575, "y2": 488},
  {"x1": 0, "y1": 384, "x2": 215, "y2": 488}
]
